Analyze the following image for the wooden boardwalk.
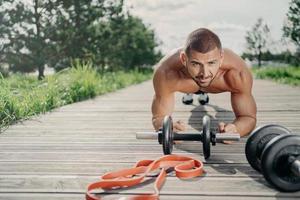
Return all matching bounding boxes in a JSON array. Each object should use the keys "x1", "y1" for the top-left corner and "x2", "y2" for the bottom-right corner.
[{"x1": 0, "y1": 79, "x2": 300, "y2": 199}]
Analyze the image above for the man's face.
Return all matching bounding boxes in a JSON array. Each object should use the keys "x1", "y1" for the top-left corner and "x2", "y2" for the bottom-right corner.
[{"x1": 180, "y1": 48, "x2": 223, "y2": 88}]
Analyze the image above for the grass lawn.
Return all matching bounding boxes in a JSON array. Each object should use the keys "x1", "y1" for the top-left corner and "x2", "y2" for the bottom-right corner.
[
  {"x1": 0, "y1": 63, "x2": 152, "y2": 131},
  {"x1": 251, "y1": 66, "x2": 300, "y2": 86}
]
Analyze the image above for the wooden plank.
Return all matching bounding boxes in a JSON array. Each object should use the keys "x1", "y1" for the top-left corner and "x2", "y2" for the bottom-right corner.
[
  {"x1": 2, "y1": 129, "x2": 300, "y2": 137},
  {"x1": 0, "y1": 175, "x2": 299, "y2": 197},
  {"x1": 4, "y1": 125, "x2": 300, "y2": 131},
  {"x1": 0, "y1": 162, "x2": 259, "y2": 177},
  {"x1": 8, "y1": 120, "x2": 300, "y2": 126},
  {"x1": 9, "y1": 115, "x2": 300, "y2": 121},
  {"x1": 0, "y1": 143, "x2": 247, "y2": 154},
  {"x1": 0, "y1": 193, "x2": 296, "y2": 200},
  {"x1": 0, "y1": 152, "x2": 248, "y2": 164}
]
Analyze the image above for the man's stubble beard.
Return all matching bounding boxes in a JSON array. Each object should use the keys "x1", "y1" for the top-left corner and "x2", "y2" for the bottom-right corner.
[{"x1": 192, "y1": 70, "x2": 220, "y2": 88}]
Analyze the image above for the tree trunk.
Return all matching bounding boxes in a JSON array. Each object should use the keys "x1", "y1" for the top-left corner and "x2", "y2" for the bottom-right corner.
[
  {"x1": 34, "y1": 0, "x2": 45, "y2": 80},
  {"x1": 38, "y1": 65, "x2": 45, "y2": 80},
  {"x1": 258, "y1": 53, "x2": 261, "y2": 67},
  {"x1": 258, "y1": 47, "x2": 262, "y2": 67}
]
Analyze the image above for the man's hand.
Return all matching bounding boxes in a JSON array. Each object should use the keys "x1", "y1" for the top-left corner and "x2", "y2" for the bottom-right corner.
[
  {"x1": 172, "y1": 120, "x2": 186, "y2": 144},
  {"x1": 218, "y1": 122, "x2": 238, "y2": 144},
  {"x1": 173, "y1": 120, "x2": 187, "y2": 132}
]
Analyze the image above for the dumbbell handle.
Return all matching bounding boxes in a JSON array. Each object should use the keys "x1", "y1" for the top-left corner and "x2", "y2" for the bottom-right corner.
[
  {"x1": 289, "y1": 157, "x2": 300, "y2": 177},
  {"x1": 136, "y1": 132, "x2": 240, "y2": 142},
  {"x1": 136, "y1": 132, "x2": 159, "y2": 139},
  {"x1": 215, "y1": 133, "x2": 240, "y2": 142}
]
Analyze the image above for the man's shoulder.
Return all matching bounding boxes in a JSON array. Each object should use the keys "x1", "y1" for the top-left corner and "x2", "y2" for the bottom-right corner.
[
  {"x1": 153, "y1": 65, "x2": 181, "y2": 86},
  {"x1": 219, "y1": 48, "x2": 252, "y2": 92},
  {"x1": 223, "y1": 67, "x2": 253, "y2": 93},
  {"x1": 222, "y1": 48, "x2": 247, "y2": 68},
  {"x1": 153, "y1": 48, "x2": 184, "y2": 85},
  {"x1": 154, "y1": 47, "x2": 183, "y2": 69}
]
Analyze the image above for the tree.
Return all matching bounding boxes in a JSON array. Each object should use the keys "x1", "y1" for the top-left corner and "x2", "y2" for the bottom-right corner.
[
  {"x1": 283, "y1": 0, "x2": 300, "y2": 47},
  {"x1": 77, "y1": 1, "x2": 161, "y2": 73},
  {"x1": 244, "y1": 18, "x2": 271, "y2": 67},
  {"x1": 92, "y1": 14, "x2": 161, "y2": 72},
  {"x1": 49, "y1": 0, "x2": 108, "y2": 71},
  {"x1": 0, "y1": 0, "x2": 162, "y2": 77},
  {"x1": 283, "y1": 0, "x2": 300, "y2": 66},
  {"x1": 0, "y1": 0, "x2": 59, "y2": 79},
  {"x1": 0, "y1": 0, "x2": 111, "y2": 78}
]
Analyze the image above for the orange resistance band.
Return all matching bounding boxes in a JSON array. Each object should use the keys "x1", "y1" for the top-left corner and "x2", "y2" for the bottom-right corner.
[{"x1": 86, "y1": 154, "x2": 204, "y2": 200}]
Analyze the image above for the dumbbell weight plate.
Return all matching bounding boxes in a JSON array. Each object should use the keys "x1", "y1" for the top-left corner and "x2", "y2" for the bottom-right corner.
[
  {"x1": 202, "y1": 115, "x2": 211, "y2": 159},
  {"x1": 261, "y1": 134, "x2": 300, "y2": 192},
  {"x1": 245, "y1": 124, "x2": 291, "y2": 172},
  {"x1": 162, "y1": 116, "x2": 173, "y2": 154}
]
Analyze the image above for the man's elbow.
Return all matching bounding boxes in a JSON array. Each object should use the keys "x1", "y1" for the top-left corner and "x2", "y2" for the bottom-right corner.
[{"x1": 245, "y1": 116, "x2": 257, "y2": 136}]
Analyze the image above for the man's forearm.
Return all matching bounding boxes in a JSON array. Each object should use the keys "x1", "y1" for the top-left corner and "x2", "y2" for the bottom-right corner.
[{"x1": 233, "y1": 116, "x2": 256, "y2": 137}]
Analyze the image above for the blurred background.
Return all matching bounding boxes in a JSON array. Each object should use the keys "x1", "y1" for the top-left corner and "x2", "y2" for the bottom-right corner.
[
  {"x1": 125, "y1": 0, "x2": 299, "y2": 68},
  {"x1": 126, "y1": 0, "x2": 292, "y2": 54},
  {"x1": 0, "y1": 0, "x2": 299, "y2": 130},
  {"x1": 1, "y1": 0, "x2": 299, "y2": 78}
]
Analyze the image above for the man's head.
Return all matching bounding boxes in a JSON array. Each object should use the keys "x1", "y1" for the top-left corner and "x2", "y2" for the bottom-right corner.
[{"x1": 180, "y1": 28, "x2": 223, "y2": 87}]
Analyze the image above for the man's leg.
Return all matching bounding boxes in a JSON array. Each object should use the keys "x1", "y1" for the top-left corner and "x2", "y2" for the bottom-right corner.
[
  {"x1": 196, "y1": 91, "x2": 209, "y2": 105},
  {"x1": 182, "y1": 91, "x2": 209, "y2": 105},
  {"x1": 182, "y1": 93, "x2": 193, "y2": 105}
]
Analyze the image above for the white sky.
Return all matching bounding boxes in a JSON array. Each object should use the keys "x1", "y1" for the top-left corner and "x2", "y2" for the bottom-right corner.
[{"x1": 125, "y1": 0, "x2": 291, "y2": 55}]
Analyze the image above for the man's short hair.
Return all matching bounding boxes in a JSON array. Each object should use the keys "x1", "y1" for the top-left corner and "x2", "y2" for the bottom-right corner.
[{"x1": 184, "y1": 28, "x2": 222, "y2": 56}]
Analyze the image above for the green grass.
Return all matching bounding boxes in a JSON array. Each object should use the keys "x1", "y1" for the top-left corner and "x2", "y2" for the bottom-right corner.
[
  {"x1": 0, "y1": 62, "x2": 152, "y2": 131},
  {"x1": 251, "y1": 66, "x2": 300, "y2": 86}
]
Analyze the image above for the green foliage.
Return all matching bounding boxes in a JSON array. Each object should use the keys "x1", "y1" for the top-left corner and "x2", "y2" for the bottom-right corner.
[
  {"x1": 0, "y1": 0, "x2": 161, "y2": 78},
  {"x1": 0, "y1": 63, "x2": 153, "y2": 131},
  {"x1": 242, "y1": 50, "x2": 300, "y2": 66},
  {"x1": 91, "y1": 14, "x2": 162, "y2": 72},
  {"x1": 0, "y1": 66, "x2": 9, "y2": 78},
  {"x1": 68, "y1": 60, "x2": 98, "y2": 101},
  {"x1": 283, "y1": 0, "x2": 300, "y2": 47},
  {"x1": 244, "y1": 18, "x2": 271, "y2": 67},
  {"x1": 252, "y1": 66, "x2": 300, "y2": 86},
  {"x1": 0, "y1": 0, "x2": 58, "y2": 79}
]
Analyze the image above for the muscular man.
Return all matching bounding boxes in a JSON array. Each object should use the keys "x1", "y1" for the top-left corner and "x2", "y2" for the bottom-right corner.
[{"x1": 152, "y1": 28, "x2": 257, "y2": 137}]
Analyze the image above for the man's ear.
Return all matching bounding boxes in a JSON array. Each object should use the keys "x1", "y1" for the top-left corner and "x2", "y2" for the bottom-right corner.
[{"x1": 180, "y1": 51, "x2": 188, "y2": 66}]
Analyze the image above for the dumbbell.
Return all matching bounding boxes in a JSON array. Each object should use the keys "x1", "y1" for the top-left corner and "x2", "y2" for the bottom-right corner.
[
  {"x1": 136, "y1": 115, "x2": 240, "y2": 159},
  {"x1": 245, "y1": 124, "x2": 300, "y2": 192}
]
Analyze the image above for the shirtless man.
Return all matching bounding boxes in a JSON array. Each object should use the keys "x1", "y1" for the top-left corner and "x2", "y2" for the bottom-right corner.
[{"x1": 152, "y1": 28, "x2": 257, "y2": 137}]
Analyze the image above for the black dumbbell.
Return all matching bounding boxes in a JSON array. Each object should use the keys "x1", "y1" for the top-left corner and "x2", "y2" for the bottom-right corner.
[
  {"x1": 245, "y1": 125, "x2": 300, "y2": 192},
  {"x1": 136, "y1": 115, "x2": 240, "y2": 159}
]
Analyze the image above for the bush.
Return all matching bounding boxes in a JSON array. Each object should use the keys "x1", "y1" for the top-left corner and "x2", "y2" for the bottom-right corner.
[{"x1": 252, "y1": 66, "x2": 300, "y2": 86}]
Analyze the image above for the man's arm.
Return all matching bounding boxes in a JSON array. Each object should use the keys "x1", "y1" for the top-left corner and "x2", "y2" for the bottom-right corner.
[
  {"x1": 151, "y1": 65, "x2": 187, "y2": 132},
  {"x1": 225, "y1": 69, "x2": 257, "y2": 136},
  {"x1": 151, "y1": 69, "x2": 175, "y2": 131},
  {"x1": 218, "y1": 49, "x2": 257, "y2": 137},
  {"x1": 231, "y1": 89, "x2": 257, "y2": 136}
]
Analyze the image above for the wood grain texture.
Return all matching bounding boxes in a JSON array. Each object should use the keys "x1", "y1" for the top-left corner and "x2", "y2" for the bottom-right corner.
[{"x1": 0, "y1": 79, "x2": 300, "y2": 199}]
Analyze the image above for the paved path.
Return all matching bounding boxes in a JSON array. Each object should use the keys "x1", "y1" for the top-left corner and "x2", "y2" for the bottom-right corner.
[{"x1": 0, "y1": 79, "x2": 300, "y2": 199}]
